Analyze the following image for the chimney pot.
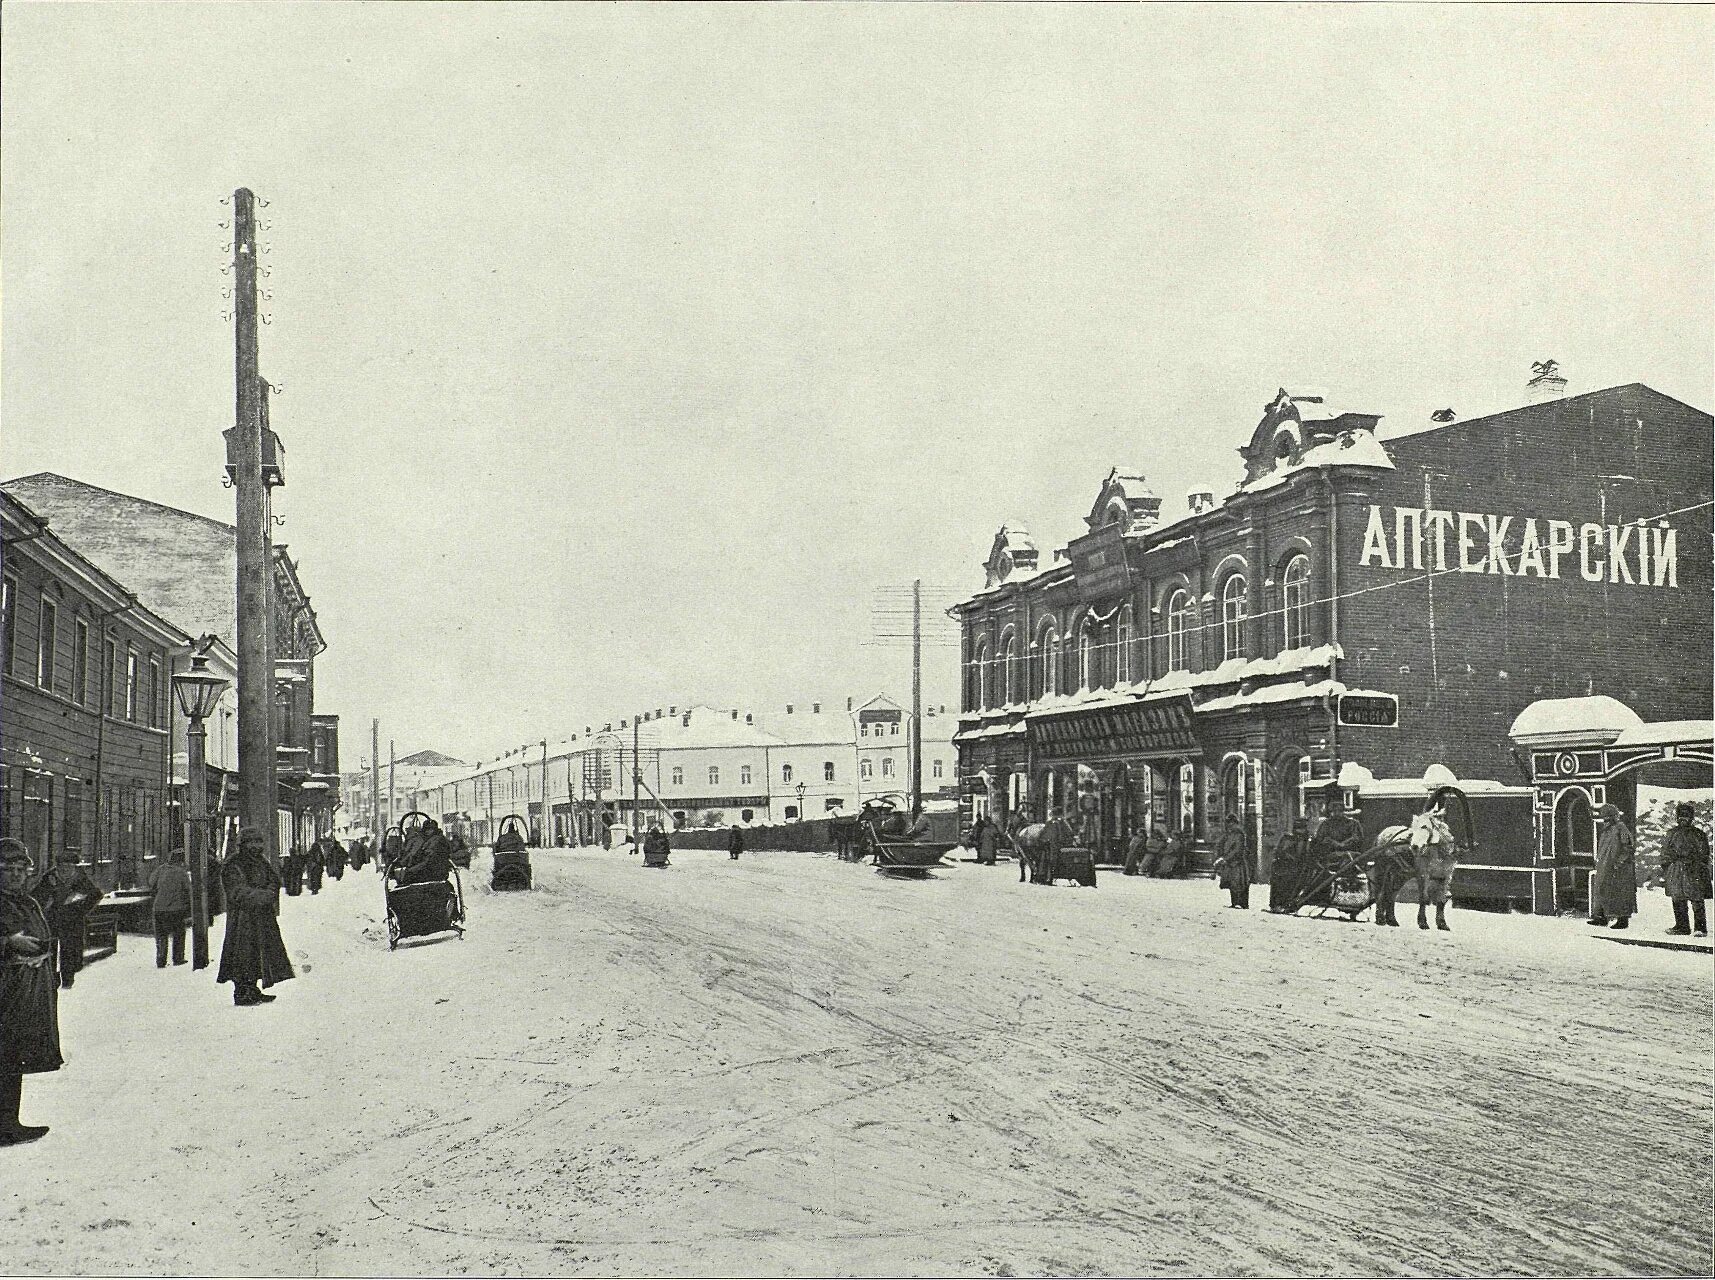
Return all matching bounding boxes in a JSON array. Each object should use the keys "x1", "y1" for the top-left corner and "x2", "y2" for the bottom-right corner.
[{"x1": 1526, "y1": 359, "x2": 1567, "y2": 403}]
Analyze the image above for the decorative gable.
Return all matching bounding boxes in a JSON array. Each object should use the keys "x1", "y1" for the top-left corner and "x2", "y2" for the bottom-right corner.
[
  {"x1": 983, "y1": 523, "x2": 1040, "y2": 589},
  {"x1": 1238, "y1": 389, "x2": 1389, "y2": 488},
  {"x1": 1084, "y1": 468, "x2": 1162, "y2": 535}
]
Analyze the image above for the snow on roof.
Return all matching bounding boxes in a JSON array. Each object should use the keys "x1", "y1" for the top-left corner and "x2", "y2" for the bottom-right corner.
[
  {"x1": 1612, "y1": 721, "x2": 1715, "y2": 750},
  {"x1": 1508, "y1": 696, "x2": 1644, "y2": 745},
  {"x1": 1237, "y1": 432, "x2": 1395, "y2": 495}
]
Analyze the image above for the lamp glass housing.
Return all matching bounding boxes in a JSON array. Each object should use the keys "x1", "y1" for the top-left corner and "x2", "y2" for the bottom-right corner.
[{"x1": 172, "y1": 655, "x2": 229, "y2": 722}]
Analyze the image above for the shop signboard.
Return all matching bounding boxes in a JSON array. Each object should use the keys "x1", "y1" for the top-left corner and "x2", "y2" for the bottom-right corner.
[
  {"x1": 1336, "y1": 692, "x2": 1399, "y2": 728},
  {"x1": 1029, "y1": 694, "x2": 1198, "y2": 759},
  {"x1": 1067, "y1": 525, "x2": 1132, "y2": 602}
]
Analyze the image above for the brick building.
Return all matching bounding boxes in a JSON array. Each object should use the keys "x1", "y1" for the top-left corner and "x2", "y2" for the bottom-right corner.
[
  {"x1": 1, "y1": 492, "x2": 191, "y2": 888},
  {"x1": 952, "y1": 380, "x2": 1712, "y2": 894},
  {"x1": 1, "y1": 474, "x2": 338, "y2": 857}
]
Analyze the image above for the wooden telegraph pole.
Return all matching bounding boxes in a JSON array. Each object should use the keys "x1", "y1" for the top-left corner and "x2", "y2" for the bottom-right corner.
[
  {"x1": 230, "y1": 189, "x2": 278, "y2": 864},
  {"x1": 370, "y1": 718, "x2": 381, "y2": 844},
  {"x1": 911, "y1": 578, "x2": 923, "y2": 816}
]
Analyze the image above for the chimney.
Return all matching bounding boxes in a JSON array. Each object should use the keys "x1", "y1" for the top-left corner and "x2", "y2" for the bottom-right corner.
[
  {"x1": 846, "y1": 696, "x2": 853, "y2": 711},
  {"x1": 1526, "y1": 359, "x2": 1567, "y2": 403},
  {"x1": 1187, "y1": 487, "x2": 1217, "y2": 516},
  {"x1": 786, "y1": 703, "x2": 794, "y2": 714},
  {"x1": 731, "y1": 710, "x2": 738, "y2": 720},
  {"x1": 812, "y1": 702, "x2": 821, "y2": 714}
]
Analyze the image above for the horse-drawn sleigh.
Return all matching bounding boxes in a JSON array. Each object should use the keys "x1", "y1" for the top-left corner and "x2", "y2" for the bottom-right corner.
[
  {"x1": 837, "y1": 798, "x2": 957, "y2": 876},
  {"x1": 490, "y1": 814, "x2": 533, "y2": 891},
  {"x1": 383, "y1": 810, "x2": 467, "y2": 949},
  {"x1": 1277, "y1": 784, "x2": 1471, "y2": 929},
  {"x1": 1008, "y1": 816, "x2": 1098, "y2": 888}
]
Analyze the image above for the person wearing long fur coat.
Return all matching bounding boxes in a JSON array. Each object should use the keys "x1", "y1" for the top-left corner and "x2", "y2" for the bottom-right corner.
[
  {"x1": 217, "y1": 830, "x2": 294, "y2": 1006},
  {"x1": 1588, "y1": 803, "x2": 1638, "y2": 930},
  {"x1": 1, "y1": 838, "x2": 62, "y2": 1145}
]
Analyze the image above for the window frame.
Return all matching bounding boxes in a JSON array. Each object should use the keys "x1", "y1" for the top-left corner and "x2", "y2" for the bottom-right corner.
[
  {"x1": 125, "y1": 647, "x2": 139, "y2": 720},
  {"x1": 37, "y1": 595, "x2": 57, "y2": 689},
  {"x1": 708, "y1": 765, "x2": 720, "y2": 787},
  {"x1": 0, "y1": 576, "x2": 15, "y2": 676},
  {"x1": 1166, "y1": 590, "x2": 1192, "y2": 672},
  {"x1": 1282, "y1": 554, "x2": 1312, "y2": 650},
  {"x1": 823, "y1": 761, "x2": 835, "y2": 783},
  {"x1": 1220, "y1": 575, "x2": 1247, "y2": 663},
  {"x1": 73, "y1": 618, "x2": 90, "y2": 705}
]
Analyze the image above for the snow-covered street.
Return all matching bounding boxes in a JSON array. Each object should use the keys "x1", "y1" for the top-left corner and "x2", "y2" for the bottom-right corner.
[{"x1": 6, "y1": 848, "x2": 1711, "y2": 1278}]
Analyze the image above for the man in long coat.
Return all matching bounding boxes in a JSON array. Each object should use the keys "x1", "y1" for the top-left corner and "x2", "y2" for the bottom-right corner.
[
  {"x1": 1660, "y1": 802, "x2": 1710, "y2": 936},
  {"x1": 1589, "y1": 803, "x2": 1638, "y2": 930},
  {"x1": 1, "y1": 839, "x2": 61, "y2": 1145},
  {"x1": 217, "y1": 829, "x2": 294, "y2": 1006},
  {"x1": 1268, "y1": 819, "x2": 1309, "y2": 913},
  {"x1": 1214, "y1": 812, "x2": 1252, "y2": 908},
  {"x1": 303, "y1": 841, "x2": 323, "y2": 895},
  {"x1": 30, "y1": 849, "x2": 103, "y2": 990},
  {"x1": 318, "y1": 834, "x2": 345, "y2": 883},
  {"x1": 727, "y1": 825, "x2": 745, "y2": 862}
]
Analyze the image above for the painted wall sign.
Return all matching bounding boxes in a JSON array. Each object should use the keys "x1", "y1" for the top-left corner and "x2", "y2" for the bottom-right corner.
[
  {"x1": 1068, "y1": 526, "x2": 1133, "y2": 602},
  {"x1": 1356, "y1": 504, "x2": 1678, "y2": 587}
]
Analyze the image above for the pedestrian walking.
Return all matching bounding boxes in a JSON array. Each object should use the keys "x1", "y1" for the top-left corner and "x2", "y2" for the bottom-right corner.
[
  {"x1": 280, "y1": 844, "x2": 304, "y2": 897},
  {"x1": 1123, "y1": 826, "x2": 1148, "y2": 876},
  {"x1": 728, "y1": 824, "x2": 745, "y2": 861},
  {"x1": 1214, "y1": 812, "x2": 1251, "y2": 908},
  {"x1": 217, "y1": 829, "x2": 294, "y2": 1007},
  {"x1": 1588, "y1": 803, "x2": 1638, "y2": 930},
  {"x1": 979, "y1": 817, "x2": 1001, "y2": 867},
  {"x1": 30, "y1": 849, "x2": 102, "y2": 990},
  {"x1": 1659, "y1": 802, "x2": 1711, "y2": 937},
  {"x1": 0, "y1": 838, "x2": 62, "y2": 1147},
  {"x1": 643, "y1": 825, "x2": 671, "y2": 868},
  {"x1": 146, "y1": 848, "x2": 192, "y2": 968},
  {"x1": 1267, "y1": 819, "x2": 1308, "y2": 913},
  {"x1": 303, "y1": 842, "x2": 324, "y2": 895},
  {"x1": 318, "y1": 834, "x2": 345, "y2": 883}
]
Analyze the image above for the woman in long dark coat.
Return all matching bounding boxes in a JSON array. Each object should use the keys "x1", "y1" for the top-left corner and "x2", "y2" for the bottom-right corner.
[
  {"x1": 1213, "y1": 812, "x2": 1252, "y2": 909},
  {"x1": 1, "y1": 838, "x2": 62, "y2": 1145},
  {"x1": 1589, "y1": 803, "x2": 1638, "y2": 930},
  {"x1": 217, "y1": 830, "x2": 294, "y2": 1006},
  {"x1": 31, "y1": 850, "x2": 103, "y2": 990}
]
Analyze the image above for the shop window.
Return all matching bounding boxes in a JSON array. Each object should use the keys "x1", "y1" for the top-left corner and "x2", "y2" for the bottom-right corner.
[
  {"x1": 783, "y1": 806, "x2": 799, "y2": 821},
  {"x1": 1166, "y1": 590, "x2": 1192, "y2": 672},
  {"x1": 36, "y1": 596, "x2": 57, "y2": 690},
  {"x1": 1282, "y1": 555, "x2": 1311, "y2": 650},
  {"x1": 1221, "y1": 575, "x2": 1247, "y2": 662}
]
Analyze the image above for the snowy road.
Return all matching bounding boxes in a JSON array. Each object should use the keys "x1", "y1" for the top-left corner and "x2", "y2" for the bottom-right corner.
[{"x1": 7, "y1": 848, "x2": 1712, "y2": 1277}]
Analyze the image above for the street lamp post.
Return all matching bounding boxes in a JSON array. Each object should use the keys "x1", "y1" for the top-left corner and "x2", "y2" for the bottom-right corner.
[
  {"x1": 794, "y1": 780, "x2": 806, "y2": 823},
  {"x1": 173, "y1": 642, "x2": 229, "y2": 971}
]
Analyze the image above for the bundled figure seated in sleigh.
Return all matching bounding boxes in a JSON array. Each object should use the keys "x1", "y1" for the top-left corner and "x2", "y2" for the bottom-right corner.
[{"x1": 384, "y1": 817, "x2": 465, "y2": 948}]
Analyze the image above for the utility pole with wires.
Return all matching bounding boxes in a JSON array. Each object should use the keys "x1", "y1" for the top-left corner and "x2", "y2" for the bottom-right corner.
[
  {"x1": 370, "y1": 718, "x2": 380, "y2": 844},
  {"x1": 387, "y1": 739, "x2": 396, "y2": 834},
  {"x1": 866, "y1": 581, "x2": 963, "y2": 813}
]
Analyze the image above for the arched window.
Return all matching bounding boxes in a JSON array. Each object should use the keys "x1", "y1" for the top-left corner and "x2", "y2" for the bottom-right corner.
[
  {"x1": 1000, "y1": 633, "x2": 1019, "y2": 704},
  {"x1": 1282, "y1": 555, "x2": 1311, "y2": 650},
  {"x1": 1078, "y1": 620, "x2": 1097, "y2": 690},
  {"x1": 1221, "y1": 575, "x2": 1247, "y2": 662},
  {"x1": 970, "y1": 639, "x2": 990, "y2": 710},
  {"x1": 781, "y1": 763, "x2": 794, "y2": 784},
  {"x1": 708, "y1": 766, "x2": 720, "y2": 786},
  {"x1": 1166, "y1": 589, "x2": 1193, "y2": 672},
  {"x1": 823, "y1": 761, "x2": 835, "y2": 782},
  {"x1": 1045, "y1": 630, "x2": 1062, "y2": 696},
  {"x1": 860, "y1": 759, "x2": 873, "y2": 780},
  {"x1": 1116, "y1": 608, "x2": 1133, "y2": 684}
]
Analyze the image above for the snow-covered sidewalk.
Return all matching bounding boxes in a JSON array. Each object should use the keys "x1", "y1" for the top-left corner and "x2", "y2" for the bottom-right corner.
[{"x1": 5, "y1": 847, "x2": 1711, "y2": 1277}]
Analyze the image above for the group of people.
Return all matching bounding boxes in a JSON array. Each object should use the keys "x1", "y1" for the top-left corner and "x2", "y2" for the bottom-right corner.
[{"x1": 1588, "y1": 800, "x2": 1711, "y2": 936}]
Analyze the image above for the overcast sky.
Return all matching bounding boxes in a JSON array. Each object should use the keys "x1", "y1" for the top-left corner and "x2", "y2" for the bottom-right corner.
[{"x1": 4, "y1": 3, "x2": 1710, "y2": 761}]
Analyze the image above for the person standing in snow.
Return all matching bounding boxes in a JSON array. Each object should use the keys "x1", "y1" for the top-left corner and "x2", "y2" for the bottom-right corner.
[
  {"x1": 317, "y1": 833, "x2": 345, "y2": 884},
  {"x1": 1, "y1": 838, "x2": 62, "y2": 1147},
  {"x1": 30, "y1": 848, "x2": 103, "y2": 990},
  {"x1": 217, "y1": 829, "x2": 294, "y2": 1007},
  {"x1": 1214, "y1": 811, "x2": 1251, "y2": 909},
  {"x1": 1659, "y1": 803, "x2": 1710, "y2": 937},
  {"x1": 978, "y1": 817, "x2": 1001, "y2": 867},
  {"x1": 1588, "y1": 803, "x2": 1638, "y2": 931},
  {"x1": 146, "y1": 848, "x2": 193, "y2": 968},
  {"x1": 1268, "y1": 820, "x2": 1308, "y2": 913},
  {"x1": 728, "y1": 825, "x2": 745, "y2": 861},
  {"x1": 303, "y1": 841, "x2": 324, "y2": 896}
]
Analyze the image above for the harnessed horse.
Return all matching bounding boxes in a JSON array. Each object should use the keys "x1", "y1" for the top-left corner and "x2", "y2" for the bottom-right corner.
[{"x1": 1369, "y1": 805, "x2": 1460, "y2": 930}]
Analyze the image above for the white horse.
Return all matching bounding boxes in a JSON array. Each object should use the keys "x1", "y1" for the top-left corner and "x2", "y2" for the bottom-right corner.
[{"x1": 1368, "y1": 806, "x2": 1459, "y2": 930}]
